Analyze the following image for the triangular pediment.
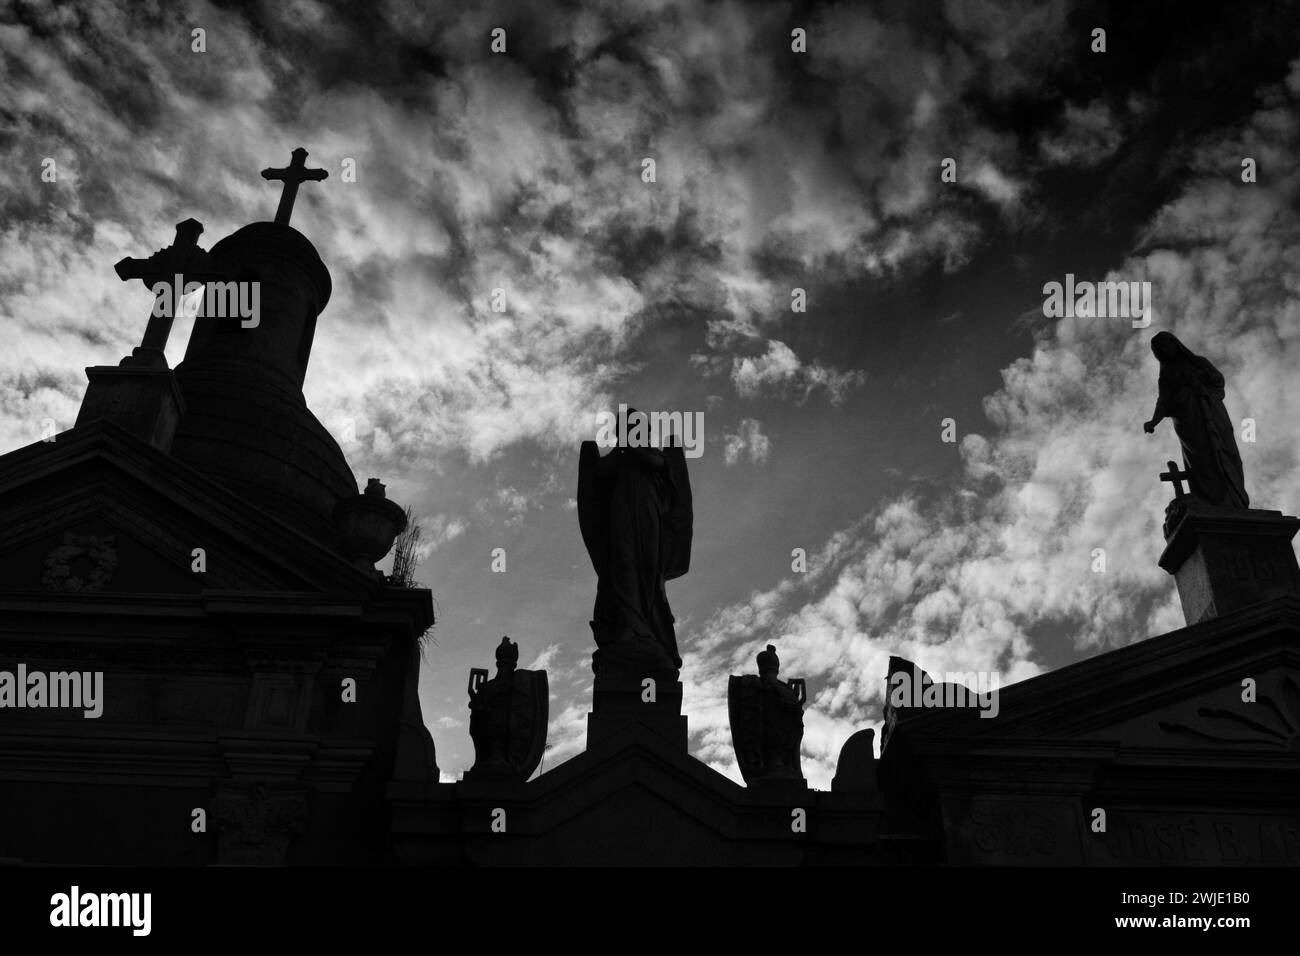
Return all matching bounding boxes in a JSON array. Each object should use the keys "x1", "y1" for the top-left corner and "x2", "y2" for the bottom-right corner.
[
  {"x1": 891, "y1": 598, "x2": 1300, "y2": 756},
  {"x1": 1104, "y1": 667, "x2": 1300, "y2": 750},
  {"x1": 0, "y1": 420, "x2": 380, "y2": 595}
]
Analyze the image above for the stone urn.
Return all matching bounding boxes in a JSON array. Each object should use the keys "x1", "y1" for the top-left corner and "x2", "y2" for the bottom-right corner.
[{"x1": 333, "y1": 478, "x2": 408, "y2": 573}]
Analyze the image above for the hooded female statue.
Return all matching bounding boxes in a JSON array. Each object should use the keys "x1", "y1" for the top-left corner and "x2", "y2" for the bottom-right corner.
[{"x1": 1143, "y1": 332, "x2": 1249, "y2": 508}]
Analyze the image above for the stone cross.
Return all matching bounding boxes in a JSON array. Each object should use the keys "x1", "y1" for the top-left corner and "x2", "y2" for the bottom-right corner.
[
  {"x1": 260, "y1": 147, "x2": 328, "y2": 226},
  {"x1": 113, "y1": 218, "x2": 207, "y2": 356},
  {"x1": 1160, "y1": 460, "x2": 1192, "y2": 498}
]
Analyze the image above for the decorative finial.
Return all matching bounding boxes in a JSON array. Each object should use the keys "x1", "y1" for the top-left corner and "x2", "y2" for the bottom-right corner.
[
  {"x1": 364, "y1": 478, "x2": 387, "y2": 498},
  {"x1": 260, "y1": 147, "x2": 328, "y2": 227}
]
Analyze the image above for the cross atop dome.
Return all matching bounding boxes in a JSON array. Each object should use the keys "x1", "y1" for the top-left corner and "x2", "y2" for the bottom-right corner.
[{"x1": 260, "y1": 147, "x2": 328, "y2": 226}]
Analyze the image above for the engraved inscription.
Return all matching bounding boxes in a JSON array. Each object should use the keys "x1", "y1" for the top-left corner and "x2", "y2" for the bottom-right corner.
[
  {"x1": 1100, "y1": 816, "x2": 1300, "y2": 864},
  {"x1": 1213, "y1": 551, "x2": 1280, "y2": 585},
  {"x1": 967, "y1": 803, "x2": 1058, "y2": 859}
]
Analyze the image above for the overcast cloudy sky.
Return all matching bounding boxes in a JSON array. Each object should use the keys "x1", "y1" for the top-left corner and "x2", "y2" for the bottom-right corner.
[{"x1": 4, "y1": 0, "x2": 1300, "y2": 787}]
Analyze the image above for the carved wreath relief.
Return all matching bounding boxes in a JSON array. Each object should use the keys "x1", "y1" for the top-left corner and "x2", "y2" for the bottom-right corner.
[{"x1": 42, "y1": 533, "x2": 118, "y2": 592}]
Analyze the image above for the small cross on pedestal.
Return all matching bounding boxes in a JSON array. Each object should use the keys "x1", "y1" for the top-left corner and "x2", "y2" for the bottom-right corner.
[
  {"x1": 1160, "y1": 460, "x2": 1193, "y2": 499},
  {"x1": 113, "y1": 218, "x2": 220, "y2": 363},
  {"x1": 261, "y1": 147, "x2": 328, "y2": 226}
]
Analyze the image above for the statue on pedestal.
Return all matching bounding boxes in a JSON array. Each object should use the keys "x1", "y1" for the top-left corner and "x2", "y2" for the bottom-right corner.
[
  {"x1": 728, "y1": 644, "x2": 807, "y2": 784},
  {"x1": 466, "y1": 637, "x2": 548, "y2": 782},
  {"x1": 577, "y1": 408, "x2": 693, "y2": 678}
]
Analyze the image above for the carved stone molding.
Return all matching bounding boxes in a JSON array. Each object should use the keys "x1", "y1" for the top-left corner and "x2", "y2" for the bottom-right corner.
[{"x1": 1159, "y1": 674, "x2": 1300, "y2": 750}]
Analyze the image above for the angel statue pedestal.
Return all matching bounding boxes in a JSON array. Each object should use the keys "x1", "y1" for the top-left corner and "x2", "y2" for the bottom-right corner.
[
  {"x1": 576, "y1": 409, "x2": 694, "y2": 752},
  {"x1": 587, "y1": 663, "x2": 688, "y2": 752}
]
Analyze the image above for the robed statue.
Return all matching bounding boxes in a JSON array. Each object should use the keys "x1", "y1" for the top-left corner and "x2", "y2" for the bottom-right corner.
[
  {"x1": 466, "y1": 637, "x2": 548, "y2": 782},
  {"x1": 728, "y1": 644, "x2": 806, "y2": 784},
  {"x1": 577, "y1": 408, "x2": 693, "y2": 677},
  {"x1": 1143, "y1": 332, "x2": 1249, "y2": 509}
]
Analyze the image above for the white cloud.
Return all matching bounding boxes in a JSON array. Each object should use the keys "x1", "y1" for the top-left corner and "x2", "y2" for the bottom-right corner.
[
  {"x1": 476, "y1": 487, "x2": 530, "y2": 525},
  {"x1": 731, "y1": 341, "x2": 865, "y2": 405},
  {"x1": 526, "y1": 642, "x2": 563, "y2": 672},
  {"x1": 969, "y1": 161, "x2": 1023, "y2": 207},
  {"x1": 411, "y1": 514, "x2": 468, "y2": 561},
  {"x1": 1039, "y1": 100, "x2": 1124, "y2": 167},
  {"x1": 723, "y1": 418, "x2": 771, "y2": 466}
]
